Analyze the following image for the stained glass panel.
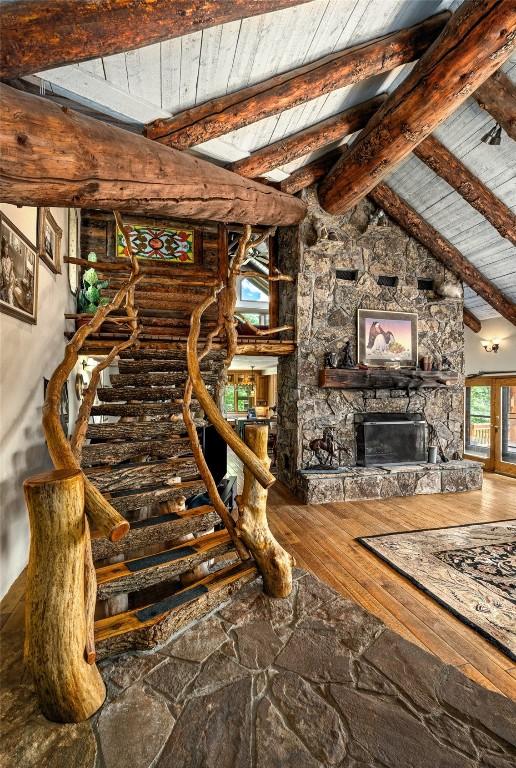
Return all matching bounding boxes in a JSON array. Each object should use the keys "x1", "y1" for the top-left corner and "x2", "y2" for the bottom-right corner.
[{"x1": 117, "y1": 224, "x2": 194, "y2": 263}]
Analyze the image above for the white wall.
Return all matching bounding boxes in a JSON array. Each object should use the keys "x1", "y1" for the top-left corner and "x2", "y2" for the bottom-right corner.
[
  {"x1": 0, "y1": 203, "x2": 76, "y2": 598},
  {"x1": 465, "y1": 316, "x2": 516, "y2": 376}
]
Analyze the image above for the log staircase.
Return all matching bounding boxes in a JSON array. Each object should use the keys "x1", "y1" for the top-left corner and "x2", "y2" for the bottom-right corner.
[
  {"x1": 83, "y1": 346, "x2": 257, "y2": 660},
  {"x1": 25, "y1": 213, "x2": 293, "y2": 721}
]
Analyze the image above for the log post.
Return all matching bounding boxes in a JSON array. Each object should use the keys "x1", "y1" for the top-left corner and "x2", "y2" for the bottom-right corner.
[
  {"x1": 23, "y1": 469, "x2": 106, "y2": 723},
  {"x1": 236, "y1": 425, "x2": 293, "y2": 597}
]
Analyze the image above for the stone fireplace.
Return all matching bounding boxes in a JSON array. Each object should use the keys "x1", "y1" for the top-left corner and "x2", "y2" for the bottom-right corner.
[{"x1": 276, "y1": 190, "x2": 482, "y2": 504}]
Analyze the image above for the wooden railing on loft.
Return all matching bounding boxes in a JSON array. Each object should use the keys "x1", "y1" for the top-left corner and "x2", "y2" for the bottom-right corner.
[
  {"x1": 185, "y1": 225, "x2": 294, "y2": 598},
  {"x1": 23, "y1": 211, "x2": 141, "y2": 723}
]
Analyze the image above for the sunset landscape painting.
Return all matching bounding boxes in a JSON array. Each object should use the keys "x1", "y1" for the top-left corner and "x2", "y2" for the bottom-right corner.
[{"x1": 358, "y1": 309, "x2": 418, "y2": 366}]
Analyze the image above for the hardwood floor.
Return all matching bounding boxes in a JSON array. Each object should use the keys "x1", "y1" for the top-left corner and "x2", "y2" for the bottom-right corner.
[{"x1": 266, "y1": 471, "x2": 516, "y2": 699}]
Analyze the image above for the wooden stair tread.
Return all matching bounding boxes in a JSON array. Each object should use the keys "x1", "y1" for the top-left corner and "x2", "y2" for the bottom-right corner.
[
  {"x1": 90, "y1": 401, "x2": 191, "y2": 417},
  {"x1": 117, "y1": 359, "x2": 216, "y2": 374},
  {"x1": 95, "y1": 530, "x2": 233, "y2": 599},
  {"x1": 109, "y1": 371, "x2": 218, "y2": 387},
  {"x1": 90, "y1": 505, "x2": 220, "y2": 562},
  {"x1": 86, "y1": 420, "x2": 204, "y2": 441},
  {"x1": 85, "y1": 457, "x2": 199, "y2": 494},
  {"x1": 108, "y1": 479, "x2": 207, "y2": 514},
  {"x1": 96, "y1": 385, "x2": 211, "y2": 402},
  {"x1": 81, "y1": 437, "x2": 192, "y2": 466},
  {"x1": 94, "y1": 561, "x2": 257, "y2": 648}
]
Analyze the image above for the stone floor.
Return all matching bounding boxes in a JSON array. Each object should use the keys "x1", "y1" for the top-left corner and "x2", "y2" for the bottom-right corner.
[{"x1": 1, "y1": 570, "x2": 515, "y2": 767}]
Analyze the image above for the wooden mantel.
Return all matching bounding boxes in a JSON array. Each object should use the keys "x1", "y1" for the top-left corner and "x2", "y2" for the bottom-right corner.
[{"x1": 319, "y1": 368, "x2": 459, "y2": 390}]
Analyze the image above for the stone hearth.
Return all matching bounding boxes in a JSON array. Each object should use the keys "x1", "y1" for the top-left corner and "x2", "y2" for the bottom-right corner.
[
  {"x1": 298, "y1": 459, "x2": 482, "y2": 504},
  {"x1": 276, "y1": 190, "x2": 472, "y2": 504},
  {"x1": 2, "y1": 570, "x2": 515, "y2": 767}
]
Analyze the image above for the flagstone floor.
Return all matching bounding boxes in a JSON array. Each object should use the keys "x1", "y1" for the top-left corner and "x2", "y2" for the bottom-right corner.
[{"x1": 1, "y1": 569, "x2": 515, "y2": 767}]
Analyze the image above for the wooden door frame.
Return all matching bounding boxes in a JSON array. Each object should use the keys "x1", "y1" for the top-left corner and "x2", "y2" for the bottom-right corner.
[{"x1": 464, "y1": 375, "x2": 516, "y2": 476}]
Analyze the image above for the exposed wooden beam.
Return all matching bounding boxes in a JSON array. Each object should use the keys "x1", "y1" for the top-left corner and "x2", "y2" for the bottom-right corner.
[
  {"x1": 369, "y1": 184, "x2": 516, "y2": 326},
  {"x1": 145, "y1": 12, "x2": 450, "y2": 149},
  {"x1": 0, "y1": 0, "x2": 311, "y2": 79},
  {"x1": 0, "y1": 84, "x2": 305, "y2": 226},
  {"x1": 463, "y1": 307, "x2": 482, "y2": 333},
  {"x1": 230, "y1": 95, "x2": 387, "y2": 179},
  {"x1": 414, "y1": 135, "x2": 516, "y2": 246},
  {"x1": 319, "y1": 0, "x2": 516, "y2": 214},
  {"x1": 473, "y1": 69, "x2": 516, "y2": 140},
  {"x1": 280, "y1": 149, "x2": 344, "y2": 194}
]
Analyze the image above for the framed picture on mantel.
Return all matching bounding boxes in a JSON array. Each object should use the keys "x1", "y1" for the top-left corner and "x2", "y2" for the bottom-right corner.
[{"x1": 358, "y1": 309, "x2": 417, "y2": 367}]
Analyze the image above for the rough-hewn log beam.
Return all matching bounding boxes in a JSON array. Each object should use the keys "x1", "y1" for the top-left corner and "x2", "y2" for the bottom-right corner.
[
  {"x1": 319, "y1": 0, "x2": 516, "y2": 214},
  {"x1": 146, "y1": 13, "x2": 450, "y2": 149},
  {"x1": 0, "y1": 84, "x2": 305, "y2": 226},
  {"x1": 369, "y1": 184, "x2": 516, "y2": 326},
  {"x1": 464, "y1": 307, "x2": 482, "y2": 333},
  {"x1": 280, "y1": 149, "x2": 343, "y2": 194},
  {"x1": 473, "y1": 69, "x2": 516, "y2": 140},
  {"x1": 230, "y1": 95, "x2": 386, "y2": 179},
  {"x1": 0, "y1": 0, "x2": 310, "y2": 79},
  {"x1": 414, "y1": 135, "x2": 516, "y2": 246}
]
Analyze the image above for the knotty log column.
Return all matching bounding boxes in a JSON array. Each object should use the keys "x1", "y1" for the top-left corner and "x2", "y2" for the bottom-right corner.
[
  {"x1": 23, "y1": 470, "x2": 105, "y2": 723},
  {"x1": 319, "y1": 0, "x2": 516, "y2": 213},
  {"x1": 0, "y1": 84, "x2": 305, "y2": 226},
  {"x1": 237, "y1": 425, "x2": 293, "y2": 597}
]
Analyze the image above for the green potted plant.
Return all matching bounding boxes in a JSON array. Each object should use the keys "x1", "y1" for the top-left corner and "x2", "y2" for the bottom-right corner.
[{"x1": 76, "y1": 252, "x2": 109, "y2": 325}]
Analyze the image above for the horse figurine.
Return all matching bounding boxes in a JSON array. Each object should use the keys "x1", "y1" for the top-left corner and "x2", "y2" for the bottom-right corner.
[{"x1": 306, "y1": 427, "x2": 343, "y2": 468}]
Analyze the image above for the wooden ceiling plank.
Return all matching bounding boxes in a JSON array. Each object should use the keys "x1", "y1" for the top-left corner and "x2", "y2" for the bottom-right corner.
[
  {"x1": 0, "y1": 0, "x2": 313, "y2": 79},
  {"x1": 369, "y1": 184, "x2": 516, "y2": 327},
  {"x1": 413, "y1": 135, "x2": 516, "y2": 247},
  {"x1": 473, "y1": 69, "x2": 516, "y2": 140},
  {"x1": 463, "y1": 307, "x2": 482, "y2": 333},
  {"x1": 229, "y1": 94, "x2": 387, "y2": 179},
  {"x1": 0, "y1": 84, "x2": 305, "y2": 226},
  {"x1": 145, "y1": 12, "x2": 450, "y2": 149},
  {"x1": 318, "y1": 0, "x2": 516, "y2": 215}
]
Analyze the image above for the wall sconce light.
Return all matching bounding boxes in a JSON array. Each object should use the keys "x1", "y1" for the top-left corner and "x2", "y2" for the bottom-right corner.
[{"x1": 481, "y1": 339, "x2": 500, "y2": 353}]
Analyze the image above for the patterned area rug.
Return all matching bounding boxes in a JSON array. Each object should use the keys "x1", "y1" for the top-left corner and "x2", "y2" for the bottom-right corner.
[{"x1": 358, "y1": 520, "x2": 516, "y2": 660}]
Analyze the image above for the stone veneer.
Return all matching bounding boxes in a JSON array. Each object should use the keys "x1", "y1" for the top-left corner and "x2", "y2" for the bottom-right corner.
[
  {"x1": 276, "y1": 189, "x2": 468, "y2": 500},
  {"x1": 298, "y1": 459, "x2": 483, "y2": 505},
  {"x1": 3, "y1": 570, "x2": 515, "y2": 767}
]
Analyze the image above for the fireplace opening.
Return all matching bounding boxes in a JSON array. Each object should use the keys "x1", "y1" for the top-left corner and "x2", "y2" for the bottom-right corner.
[{"x1": 355, "y1": 413, "x2": 427, "y2": 466}]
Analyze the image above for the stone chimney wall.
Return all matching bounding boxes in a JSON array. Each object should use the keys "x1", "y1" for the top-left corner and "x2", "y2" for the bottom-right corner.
[{"x1": 276, "y1": 189, "x2": 464, "y2": 494}]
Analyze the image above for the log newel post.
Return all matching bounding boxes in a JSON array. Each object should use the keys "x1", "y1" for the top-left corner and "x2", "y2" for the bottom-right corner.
[
  {"x1": 23, "y1": 469, "x2": 106, "y2": 723},
  {"x1": 236, "y1": 425, "x2": 294, "y2": 597}
]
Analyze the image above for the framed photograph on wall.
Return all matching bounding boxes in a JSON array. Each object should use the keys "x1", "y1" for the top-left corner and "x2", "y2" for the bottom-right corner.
[
  {"x1": 358, "y1": 309, "x2": 418, "y2": 367},
  {"x1": 0, "y1": 212, "x2": 38, "y2": 324},
  {"x1": 37, "y1": 207, "x2": 62, "y2": 274}
]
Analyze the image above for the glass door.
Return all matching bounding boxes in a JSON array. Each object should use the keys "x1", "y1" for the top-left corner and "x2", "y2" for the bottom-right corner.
[
  {"x1": 465, "y1": 376, "x2": 516, "y2": 476},
  {"x1": 464, "y1": 379, "x2": 493, "y2": 469},
  {"x1": 494, "y1": 381, "x2": 516, "y2": 476}
]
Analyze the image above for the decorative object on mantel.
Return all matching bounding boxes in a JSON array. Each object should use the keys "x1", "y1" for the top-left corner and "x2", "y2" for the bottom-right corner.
[
  {"x1": 358, "y1": 520, "x2": 516, "y2": 660},
  {"x1": 340, "y1": 339, "x2": 355, "y2": 368},
  {"x1": 303, "y1": 427, "x2": 344, "y2": 471},
  {"x1": 420, "y1": 354, "x2": 433, "y2": 371},
  {"x1": 441, "y1": 355, "x2": 453, "y2": 371},
  {"x1": 325, "y1": 351, "x2": 339, "y2": 368},
  {"x1": 357, "y1": 309, "x2": 417, "y2": 367},
  {"x1": 319, "y1": 368, "x2": 459, "y2": 390}
]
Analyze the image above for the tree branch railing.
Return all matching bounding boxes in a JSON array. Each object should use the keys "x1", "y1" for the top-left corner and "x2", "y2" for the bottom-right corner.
[{"x1": 184, "y1": 227, "x2": 293, "y2": 597}]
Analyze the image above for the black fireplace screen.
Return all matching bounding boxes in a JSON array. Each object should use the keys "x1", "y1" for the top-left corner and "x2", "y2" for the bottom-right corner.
[{"x1": 355, "y1": 413, "x2": 427, "y2": 466}]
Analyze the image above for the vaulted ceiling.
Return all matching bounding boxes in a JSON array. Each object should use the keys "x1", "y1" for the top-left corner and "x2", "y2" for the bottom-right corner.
[{"x1": 6, "y1": 0, "x2": 516, "y2": 321}]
